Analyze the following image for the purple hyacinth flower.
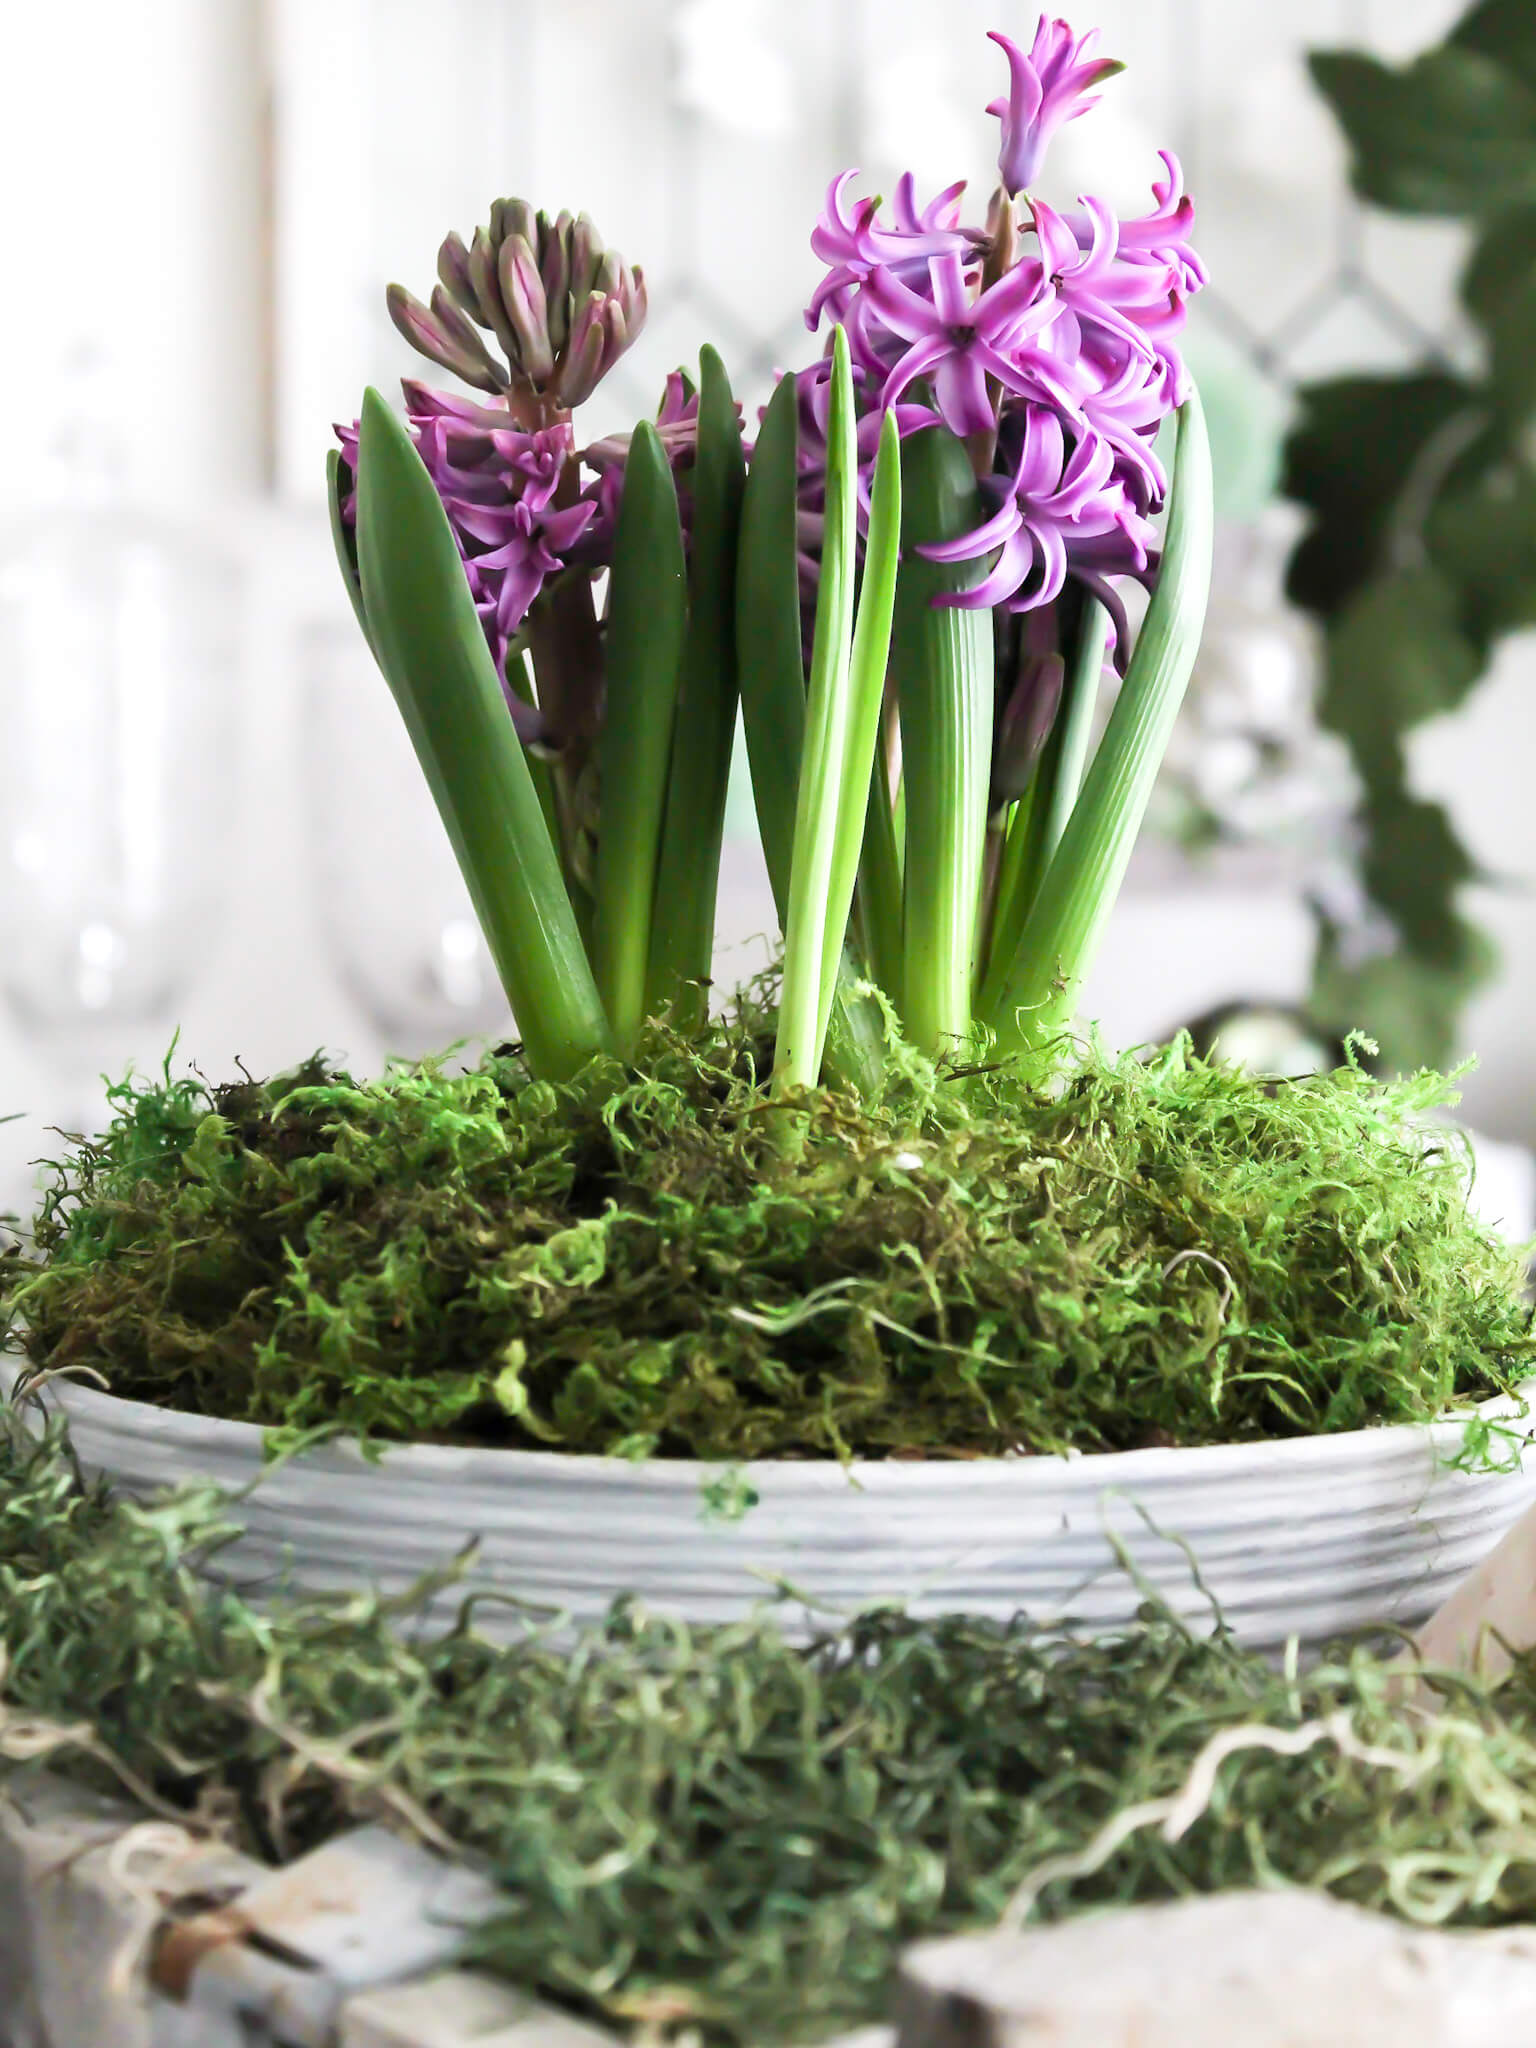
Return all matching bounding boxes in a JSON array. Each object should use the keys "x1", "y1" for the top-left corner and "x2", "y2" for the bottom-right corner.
[
  {"x1": 860, "y1": 250, "x2": 1084, "y2": 437},
  {"x1": 918, "y1": 403, "x2": 1119, "y2": 609},
  {"x1": 791, "y1": 22, "x2": 1203, "y2": 661},
  {"x1": 807, "y1": 171, "x2": 980, "y2": 333},
  {"x1": 987, "y1": 19, "x2": 1125, "y2": 196},
  {"x1": 579, "y1": 367, "x2": 720, "y2": 564},
  {"x1": 336, "y1": 383, "x2": 599, "y2": 737}
]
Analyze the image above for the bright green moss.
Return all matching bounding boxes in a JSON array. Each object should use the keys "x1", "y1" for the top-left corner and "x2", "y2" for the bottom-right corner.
[{"x1": 2, "y1": 1014, "x2": 1530, "y2": 1457}]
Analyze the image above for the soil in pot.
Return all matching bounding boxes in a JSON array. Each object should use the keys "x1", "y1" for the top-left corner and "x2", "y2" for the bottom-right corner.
[{"x1": 2, "y1": 1014, "x2": 1530, "y2": 1463}]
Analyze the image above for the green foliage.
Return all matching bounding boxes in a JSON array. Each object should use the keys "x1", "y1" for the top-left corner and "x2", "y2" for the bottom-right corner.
[
  {"x1": 775, "y1": 326, "x2": 862, "y2": 1092},
  {"x1": 775, "y1": 341, "x2": 902, "y2": 1093},
  {"x1": 17, "y1": 1424, "x2": 1536, "y2": 2042},
  {"x1": 1319, "y1": 571, "x2": 1482, "y2": 771},
  {"x1": 646, "y1": 347, "x2": 747, "y2": 1032},
  {"x1": 890, "y1": 426, "x2": 994, "y2": 1056},
  {"x1": 1284, "y1": 375, "x2": 1482, "y2": 619},
  {"x1": 351, "y1": 391, "x2": 611, "y2": 1081},
  {"x1": 1308, "y1": 44, "x2": 1536, "y2": 216},
  {"x1": 1290, "y1": 0, "x2": 1536, "y2": 1070},
  {"x1": 981, "y1": 393, "x2": 1213, "y2": 1067},
  {"x1": 734, "y1": 373, "x2": 806, "y2": 931},
  {"x1": 2, "y1": 1028, "x2": 1529, "y2": 1461},
  {"x1": 593, "y1": 419, "x2": 689, "y2": 1051}
]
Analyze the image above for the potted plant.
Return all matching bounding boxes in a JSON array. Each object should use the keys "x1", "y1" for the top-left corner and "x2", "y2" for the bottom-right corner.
[{"x1": 4, "y1": 18, "x2": 1534, "y2": 1652}]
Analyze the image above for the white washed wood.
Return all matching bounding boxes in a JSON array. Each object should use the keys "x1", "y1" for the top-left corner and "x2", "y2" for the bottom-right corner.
[
  {"x1": 16, "y1": 1370, "x2": 1536, "y2": 1651},
  {"x1": 896, "y1": 1893, "x2": 1536, "y2": 2048},
  {"x1": 0, "y1": 1772, "x2": 615, "y2": 2048}
]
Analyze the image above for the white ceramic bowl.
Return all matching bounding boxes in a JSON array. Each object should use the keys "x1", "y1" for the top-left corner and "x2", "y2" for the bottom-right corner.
[{"x1": 10, "y1": 1365, "x2": 1535, "y2": 1652}]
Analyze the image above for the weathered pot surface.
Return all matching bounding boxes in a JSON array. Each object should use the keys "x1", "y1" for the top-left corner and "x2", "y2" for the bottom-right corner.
[{"x1": 8, "y1": 1361, "x2": 1534, "y2": 1652}]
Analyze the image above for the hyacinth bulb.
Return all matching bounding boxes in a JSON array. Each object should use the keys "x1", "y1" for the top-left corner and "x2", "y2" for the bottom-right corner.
[{"x1": 386, "y1": 201, "x2": 647, "y2": 416}]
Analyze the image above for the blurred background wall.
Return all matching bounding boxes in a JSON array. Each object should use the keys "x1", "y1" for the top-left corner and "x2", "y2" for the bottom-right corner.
[{"x1": 0, "y1": 0, "x2": 1530, "y2": 1210}]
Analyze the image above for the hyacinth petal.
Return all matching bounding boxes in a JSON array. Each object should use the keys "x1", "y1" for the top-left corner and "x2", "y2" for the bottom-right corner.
[
  {"x1": 931, "y1": 524, "x2": 1031, "y2": 611},
  {"x1": 932, "y1": 351, "x2": 998, "y2": 437},
  {"x1": 878, "y1": 332, "x2": 953, "y2": 412},
  {"x1": 988, "y1": 22, "x2": 1124, "y2": 196},
  {"x1": 917, "y1": 491, "x2": 1022, "y2": 562},
  {"x1": 863, "y1": 263, "x2": 953, "y2": 345}
]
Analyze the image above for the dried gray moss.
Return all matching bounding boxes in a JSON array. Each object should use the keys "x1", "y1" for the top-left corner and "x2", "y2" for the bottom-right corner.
[{"x1": 0, "y1": 1018, "x2": 1531, "y2": 1457}]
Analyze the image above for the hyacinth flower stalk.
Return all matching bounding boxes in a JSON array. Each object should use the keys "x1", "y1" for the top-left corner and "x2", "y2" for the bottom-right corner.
[
  {"x1": 331, "y1": 16, "x2": 1212, "y2": 1094},
  {"x1": 331, "y1": 203, "x2": 750, "y2": 1070},
  {"x1": 785, "y1": 15, "x2": 1212, "y2": 1072}
]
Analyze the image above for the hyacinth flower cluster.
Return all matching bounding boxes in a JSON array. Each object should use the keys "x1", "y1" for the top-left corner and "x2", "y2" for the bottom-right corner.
[{"x1": 329, "y1": 18, "x2": 1212, "y2": 1096}]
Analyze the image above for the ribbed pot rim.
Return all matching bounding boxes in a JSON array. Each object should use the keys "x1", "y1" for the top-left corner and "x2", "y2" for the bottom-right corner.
[{"x1": 6, "y1": 1359, "x2": 1530, "y2": 1491}]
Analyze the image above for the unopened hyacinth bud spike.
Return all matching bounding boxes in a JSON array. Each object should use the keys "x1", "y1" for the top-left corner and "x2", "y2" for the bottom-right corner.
[{"x1": 390, "y1": 201, "x2": 646, "y2": 416}]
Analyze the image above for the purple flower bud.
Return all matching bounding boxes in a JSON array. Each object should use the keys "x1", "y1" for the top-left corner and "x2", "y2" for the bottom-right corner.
[
  {"x1": 500, "y1": 236, "x2": 556, "y2": 382},
  {"x1": 388, "y1": 202, "x2": 646, "y2": 417},
  {"x1": 385, "y1": 283, "x2": 509, "y2": 395},
  {"x1": 554, "y1": 304, "x2": 608, "y2": 409},
  {"x1": 987, "y1": 19, "x2": 1124, "y2": 196},
  {"x1": 436, "y1": 231, "x2": 479, "y2": 321},
  {"x1": 993, "y1": 650, "x2": 1065, "y2": 804},
  {"x1": 567, "y1": 216, "x2": 606, "y2": 300},
  {"x1": 492, "y1": 197, "x2": 538, "y2": 250},
  {"x1": 469, "y1": 225, "x2": 522, "y2": 365},
  {"x1": 540, "y1": 214, "x2": 572, "y2": 354}
]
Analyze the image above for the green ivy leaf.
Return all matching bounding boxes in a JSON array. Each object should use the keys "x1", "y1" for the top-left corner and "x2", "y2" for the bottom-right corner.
[
  {"x1": 1359, "y1": 782, "x2": 1479, "y2": 962},
  {"x1": 1311, "y1": 915, "x2": 1498, "y2": 1074},
  {"x1": 1282, "y1": 375, "x2": 1480, "y2": 617},
  {"x1": 1426, "y1": 469, "x2": 1536, "y2": 635},
  {"x1": 1308, "y1": 46, "x2": 1536, "y2": 215},
  {"x1": 1453, "y1": 0, "x2": 1536, "y2": 99},
  {"x1": 1463, "y1": 208, "x2": 1536, "y2": 423},
  {"x1": 1319, "y1": 569, "x2": 1482, "y2": 774}
]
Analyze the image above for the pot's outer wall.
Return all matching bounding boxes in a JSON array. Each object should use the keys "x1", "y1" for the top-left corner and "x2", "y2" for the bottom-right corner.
[{"x1": 11, "y1": 1370, "x2": 1536, "y2": 1652}]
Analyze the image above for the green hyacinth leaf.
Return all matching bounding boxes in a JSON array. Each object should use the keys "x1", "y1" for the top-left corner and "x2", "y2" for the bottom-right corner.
[
  {"x1": 646, "y1": 346, "x2": 747, "y2": 1031},
  {"x1": 592, "y1": 417, "x2": 689, "y2": 1052},
  {"x1": 736, "y1": 371, "x2": 808, "y2": 928},
  {"x1": 981, "y1": 386, "x2": 1214, "y2": 1071},
  {"x1": 353, "y1": 388, "x2": 609, "y2": 1081}
]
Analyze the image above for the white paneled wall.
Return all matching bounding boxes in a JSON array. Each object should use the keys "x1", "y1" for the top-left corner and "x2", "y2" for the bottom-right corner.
[{"x1": 0, "y1": 0, "x2": 1533, "y2": 1216}]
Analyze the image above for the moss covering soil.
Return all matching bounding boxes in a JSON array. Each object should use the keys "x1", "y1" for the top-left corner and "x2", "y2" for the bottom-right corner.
[
  {"x1": 0, "y1": 1013, "x2": 1531, "y2": 1459},
  {"x1": 13, "y1": 1419, "x2": 1536, "y2": 2045}
]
